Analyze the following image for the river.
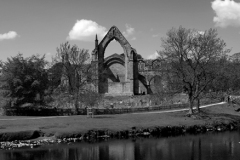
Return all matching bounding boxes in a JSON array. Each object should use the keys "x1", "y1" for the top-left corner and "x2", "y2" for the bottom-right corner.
[{"x1": 0, "y1": 131, "x2": 240, "y2": 160}]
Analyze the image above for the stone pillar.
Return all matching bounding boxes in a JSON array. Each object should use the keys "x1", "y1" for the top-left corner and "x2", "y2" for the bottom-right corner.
[
  {"x1": 91, "y1": 46, "x2": 99, "y2": 93},
  {"x1": 127, "y1": 50, "x2": 134, "y2": 94},
  {"x1": 97, "y1": 45, "x2": 107, "y2": 94},
  {"x1": 132, "y1": 49, "x2": 139, "y2": 95}
]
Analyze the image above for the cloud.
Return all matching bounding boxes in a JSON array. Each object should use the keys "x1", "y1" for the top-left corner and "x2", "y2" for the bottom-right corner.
[
  {"x1": 147, "y1": 51, "x2": 159, "y2": 59},
  {"x1": 212, "y1": 0, "x2": 240, "y2": 28},
  {"x1": 68, "y1": 21, "x2": 137, "y2": 41},
  {"x1": 123, "y1": 24, "x2": 135, "y2": 37},
  {"x1": 192, "y1": 30, "x2": 205, "y2": 38},
  {"x1": 67, "y1": 19, "x2": 107, "y2": 41},
  {"x1": 198, "y1": 31, "x2": 205, "y2": 35},
  {"x1": 0, "y1": 31, "x2": 18, "y2": 41}
]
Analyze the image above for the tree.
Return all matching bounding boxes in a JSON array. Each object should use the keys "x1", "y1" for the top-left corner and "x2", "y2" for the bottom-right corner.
[
  {"x1": 211, "y1": 54, "x2": 240, "y2": 94},
  {"x1": 47, "y1": 62, "x2": 63, "y2": 93},
  {"x1": 79, "y1": 90, "x2": 103, "y2": 108},
  {"x1": 158, "y1": 26, "x2": 229, "y2": 114},
  {"x1": 54, "y1": 42, "x2": 95, "y2": 109},
  {"x1": 0, "y1": 54, "x2": 49, "y2": 106}
]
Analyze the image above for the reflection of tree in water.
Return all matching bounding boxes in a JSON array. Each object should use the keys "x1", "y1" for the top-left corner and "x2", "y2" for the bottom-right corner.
[
  {"x1": 1, "y1": 132, "x2": 240, "y2": 160},
  {"x1": 109, "y1": 142, "x2": 134, "y2": 160},
  {"x1": 2, "y1": 149, "x2": 65, "y2": 160}
]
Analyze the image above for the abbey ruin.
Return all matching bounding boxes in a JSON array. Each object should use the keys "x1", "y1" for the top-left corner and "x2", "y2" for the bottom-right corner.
[{"x1": 91, "y1": 26, "x2": 165, "y2": 96}]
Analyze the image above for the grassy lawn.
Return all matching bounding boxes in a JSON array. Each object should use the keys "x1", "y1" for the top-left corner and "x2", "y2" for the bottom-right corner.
[{"x1": 0, "y1": 103, "x2": 240, "y2": 137}]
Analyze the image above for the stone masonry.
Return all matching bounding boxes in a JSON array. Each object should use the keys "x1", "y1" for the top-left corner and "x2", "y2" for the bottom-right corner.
[{"x1": 91, "y1": 26, "x2": 166, "y2": 96}]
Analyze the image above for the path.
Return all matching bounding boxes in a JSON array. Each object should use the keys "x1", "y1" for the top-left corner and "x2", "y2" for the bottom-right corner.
[
  {"x1": 132, "y1": 102, "x2": 226, "y2": 115},
  {"x1": 0, "y1": 102, "x2": 226, "y2": 121}
]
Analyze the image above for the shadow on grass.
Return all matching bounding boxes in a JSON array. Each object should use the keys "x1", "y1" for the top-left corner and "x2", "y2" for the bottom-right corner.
[
  {"x1": 39, "y1": 125, "x2": 67, "y2": 129},
  {"x1": 0, "y1": 126, "x2": 6, "y2": 129},
  {"x1": 93, "y1": 116, "x2": 115, "y2": 119},
  {"x1": 201, "y1": 109, "x2": 240, "y2": 121}
]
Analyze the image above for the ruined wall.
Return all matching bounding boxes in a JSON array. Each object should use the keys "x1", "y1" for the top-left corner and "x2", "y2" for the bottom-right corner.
[
  {"x1": 102, "y1": 63, "x2": 132, "y2": 95},
  {"x1": 138, "y1": 80, "x2": 148, "y2": 94},
  {"x1": 107, "y1": 82, "x2": 131, "y2": 95},
  {"x1": 107, "y1": 63, "x2": 125, "y2": 82},
  {"x1": 91, "y1": 26, "x2": 168, "y2": 96}
]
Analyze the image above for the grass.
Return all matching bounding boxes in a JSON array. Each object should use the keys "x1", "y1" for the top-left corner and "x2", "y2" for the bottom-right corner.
[{"x1": 0, "y1": 103, "x2": 240, "y2": 138}]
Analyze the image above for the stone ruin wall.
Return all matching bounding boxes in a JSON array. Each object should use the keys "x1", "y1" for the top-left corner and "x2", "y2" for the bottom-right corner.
[{"x1": 91, "y1": 26, "x2": 166, "y2": 96}]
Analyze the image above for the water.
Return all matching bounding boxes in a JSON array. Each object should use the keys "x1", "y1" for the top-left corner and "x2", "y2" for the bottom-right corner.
[{"x1": 1, "y1": 131, "x2": 240, "y2": 160}]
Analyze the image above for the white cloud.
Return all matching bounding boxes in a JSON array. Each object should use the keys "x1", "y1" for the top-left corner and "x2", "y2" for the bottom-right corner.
[
  {"x1": 0, "y1": 31, "x2": 18, "y2": 41},
  {"x1": 147, "y1": 51, "x2": 159, "y2": 59},
  {"x1": 68, "y1": 21, "x2": 137, "y2": 41},
  {"x1": 212, "y1": 0, "x2": 240, "y2": 28},
  {"x1": 198, "y1": 31, "x2": 205, "y2": 35},
  {"x1": 123, "y1": 24, "x2": 135, "y2": 37},
  {"x1": 67, "y1": 19, "x2": 107, "y2": 41},
  {"x1": 192, "y1": 30, "x2": 205, "y2": 38}
]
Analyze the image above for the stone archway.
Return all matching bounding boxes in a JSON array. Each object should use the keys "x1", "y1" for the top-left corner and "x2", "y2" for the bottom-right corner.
[
  {"x1": 104, "y1": 53, "x2": 125, "y2": 68},
  {"x1": 103, "y1": 53, "x2": 126, "y2": 92},
  {"x1": 91, "y1": 26, "x2": 138, "y2": 95}
]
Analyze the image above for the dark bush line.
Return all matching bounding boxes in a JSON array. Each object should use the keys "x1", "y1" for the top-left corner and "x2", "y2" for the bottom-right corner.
[
  {"x1": 4, "y1": 104, "x2": 189, "y2": 116},
  {"x1": 3, "y1": 99, "x2": 221, "y2": 116},
  {"x1": 90, "y1": 122, "x2": 237, "y2": 140}
]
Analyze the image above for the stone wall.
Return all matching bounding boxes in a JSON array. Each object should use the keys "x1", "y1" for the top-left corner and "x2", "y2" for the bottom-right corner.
[
  {"x1": 107, "y1": 63, "x2": 125, "y2": 82},
  {"x1": 138, "y1": 80, "x2": 147, "y2": 94},
  {"x1": 106, "y1": 82, "x2": 131, "y2": 95}
]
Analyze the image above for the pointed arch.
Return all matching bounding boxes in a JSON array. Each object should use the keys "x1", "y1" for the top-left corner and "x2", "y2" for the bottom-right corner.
[
  {"x1": 98, "y1": 26, "x2": 132, "y2": 59},
  {"x1": 94, "y1": 26, "x2": 138, "y2": 95}
]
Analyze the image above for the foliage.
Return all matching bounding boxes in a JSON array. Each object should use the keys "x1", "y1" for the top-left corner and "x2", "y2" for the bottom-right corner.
[
  {"x1": 210, "y1": 55, "x2": 240, "y2": 93},
  {"x1": 53, "y1": 42, "x2": 96, "y2": 109},
  {"x1": 158, "y1": 26, "x2": 229, "y2": 114},
  {"x1": 0, "y1": 54, "x2": 49, "y2": 106},
  {"x1": 54, "y1": 42, "x2": 92, "y2": 94},
  {"x1": 79, "y1": 90, "x2": 103, "y2": 108},
  {"x1": 47, "y1": 62, "x2": 63, "y2": 92}
]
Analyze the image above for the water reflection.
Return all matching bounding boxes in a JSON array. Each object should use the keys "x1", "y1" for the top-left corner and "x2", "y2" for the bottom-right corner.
[{"x1": 1, "y1": 131, "x2": 240, "y2": 160}]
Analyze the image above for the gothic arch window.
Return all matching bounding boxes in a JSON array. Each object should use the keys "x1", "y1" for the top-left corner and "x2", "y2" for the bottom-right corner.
[{"x1": 99, "y1": 26, "x2": 131, "y2": 58}]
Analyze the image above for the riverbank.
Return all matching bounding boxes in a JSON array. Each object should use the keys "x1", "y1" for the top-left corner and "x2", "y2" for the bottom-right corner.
[{"x1": 1, "y1": 102, "x2": 240, "y2": 148}]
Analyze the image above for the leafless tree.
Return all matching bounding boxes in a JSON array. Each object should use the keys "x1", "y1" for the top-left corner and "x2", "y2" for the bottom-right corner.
[
  {"x1": 54, "y1": 42, "x2": 95, "y2": 110},
  {"x1": 158, "y1": 26, "x2": 229, "y2": 114}
]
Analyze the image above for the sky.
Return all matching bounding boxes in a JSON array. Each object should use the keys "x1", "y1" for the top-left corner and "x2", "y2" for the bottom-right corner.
[{"x1": 0, "y1": 0, "x2": 240, "y2": 62}]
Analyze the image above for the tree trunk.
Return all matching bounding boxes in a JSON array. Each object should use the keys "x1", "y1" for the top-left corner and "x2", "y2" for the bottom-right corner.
[
  {"x1": 188, "y1": 97, "x2": 194, "y2": 115},
  {"x1": 75, "y1": 91, "x2": 79, "y2": 113},
  {"x1": 196, "y1": 98, "x2": 200, "y2": 113},
  {"x1": 75, "y1": 72, "x2": 80, "y2": 113}
]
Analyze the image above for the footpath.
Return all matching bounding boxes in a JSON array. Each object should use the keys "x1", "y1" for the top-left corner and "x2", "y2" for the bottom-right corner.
[
  {"x1": 133, "y1": 102, "x2": 226, "y2": 114},
  {"x1": 0, "y1": 101, "x2": 240, "y2": 145}
]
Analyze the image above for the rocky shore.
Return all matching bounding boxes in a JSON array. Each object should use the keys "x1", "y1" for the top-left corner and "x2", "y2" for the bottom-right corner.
[{"x1": 1, "y1": 121, "x2": 238, "y2": 150}]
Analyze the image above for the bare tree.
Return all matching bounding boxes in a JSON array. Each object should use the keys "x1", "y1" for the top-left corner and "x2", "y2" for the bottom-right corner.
[
  {"x1": 158, "y1": 27, "x2": 229, "y2": 114},
  {"x1": 54, "y1": 42, "x2": 94, "y2": 109}
]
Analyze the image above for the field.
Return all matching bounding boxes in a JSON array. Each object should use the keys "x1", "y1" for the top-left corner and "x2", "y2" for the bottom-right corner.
[{"x1": 0, "y1": 102, "x2": 240, "y2": 140}]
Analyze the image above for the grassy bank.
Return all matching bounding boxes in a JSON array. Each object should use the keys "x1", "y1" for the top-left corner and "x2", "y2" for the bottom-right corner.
[{"x1": 0, "y1": 103, "x2": 240, "y2": 141}]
